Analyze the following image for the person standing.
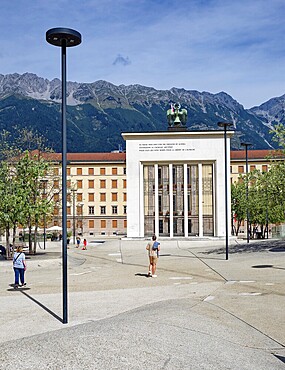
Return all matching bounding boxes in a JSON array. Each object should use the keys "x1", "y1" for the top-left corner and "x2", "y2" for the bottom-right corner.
[
  {"x1": 76, "y1": 236, "x2": 81, "y2": 248},
  {"x1": 146, "y1": 235, "x2": 160, "y2": 278},
  {"x1": 13, "y1": 246, "x2": 26, "y2": 288},
  {"x1": 82, "y1": 238, "x2": 88, "y2": 250}
]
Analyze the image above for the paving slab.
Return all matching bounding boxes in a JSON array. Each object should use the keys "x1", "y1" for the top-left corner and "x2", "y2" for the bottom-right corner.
[{"x1": 0, "y1": 238, "x2": 284, "y2": 369}]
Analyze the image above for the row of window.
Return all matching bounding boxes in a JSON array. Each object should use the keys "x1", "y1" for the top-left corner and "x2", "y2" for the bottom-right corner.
[
  {"x1": 88, "y1": 205, "x2": 127, "y2": 215},
  {"x1": 53, "y1": 193, "x2": 127, "y2": 203},
  {"x1": 54, "y1": 167, "x2": 126, "y2": 176},
  {"x1": 66, "y1": 219, "x2": 127, "y2": 229},
  {"x1": 88, "y1": 219, "x2": 127, "y2": 229},
  {"x1": 53, "y1": 179, "x2": 127, "y2": 189},
  {"x1": 231, "y1": 164, "x2": 268, "y2": 174},
  {"x1": 54, "y1": 205, "x2": 127, "y2": 215},
  {"x1": 84, "y1": 192, "x2": 127, "y2": 202}
]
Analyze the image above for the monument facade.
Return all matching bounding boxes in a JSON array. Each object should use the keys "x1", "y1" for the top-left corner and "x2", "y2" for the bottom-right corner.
[{"x1": 122, "y1": 104, "x2": 234, "y2": 238}]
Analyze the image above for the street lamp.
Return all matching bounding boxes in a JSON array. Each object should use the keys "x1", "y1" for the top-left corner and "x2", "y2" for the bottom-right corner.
[
  {"x1": 40, "y1": 179, "x2": 48, "y2": 250},
  {"x1": 218, "y1": 122, "x2": 233, "y2": 260},
  {"x1": 71, "y1": 189, "x2": 77, "y2": 245},
  {"x1": 77, "y1": 202, "x2": 84, "y2": 236},
  {"x1": 46, "y1": 28, "x2": 81, "y2": 324},
  {"x1": 241, "y1": 142, "x2": 252, "y2": 244}
]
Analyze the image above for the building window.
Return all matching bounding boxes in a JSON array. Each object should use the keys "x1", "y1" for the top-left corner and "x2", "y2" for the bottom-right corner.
[
  {"x1": 112, "y1": 206, "x2": 118, "y2": 214},
  {"x1": 262, "y1": 165, "x2": 268, "y2": 172},
  {"x1": 123, "y1": 167, "x2": 126, "y2": 175},
  {"x1": 112, "y1": 180, "x2": 117, "y2": 188},
  {"x1": 67, "y1": 220, "x2": 71, "y2": 228},
  {"x1": 88, "y1": 168, "x2": 94, "y2": 175},
  {"x1": 54, "y1": 168, "x2": 59, "y2": 176},
  {"x1": 88, "y1": 180, "x2": 94, "y2": 188},
  {"x1": 54, "y1": 180, "x2": 59, "y2": 188},
  {"x1": 124, "y1": 205, "x2": 127, "y2": 214},
  {"x1": 100, "y1": 180, "x2": 106, "y2": 188},
  {"x1": 100, "y1": 168, "x2": 105, "y2": 175},
  {"x1": 77, "y1": 168, "x2": 82, "y2": 175},
  {"x1": 123, "y1": 179, "x2": 127, "y2": 188},
  {"x1": 250, "y1": 165, "x2": 256, "y2": 172},
  {"x1": 67, "y1": 206, "x2": 71, "y2": 215},
  {"x1": 89, "y1": 220, "x2": 94, "y2": 228},
  {"x1": 238, "y1": 166, "x2": 244, "y2": 173},
  {"x1": 77, "y1": 193, "x2": 83, "y2": 202},
  {"x1": 123, "y1": 193, "x2": 127, "y2": 202},
  {"x1": 101, "y1": 220, "x2": 106, "y2": 228},
  {"x1": 100, "y1": 193, "x2": 106, "y2": 202},
  {"x1": 112, "y1": 193, "x2": 118, "y2": 201},
  {"x1": 230, "y1": 166, "x2": 232, "y2": 173},
  {"x1": 88, "y1": 193, "x2": 94, "y2": 202},
  {"x1": 77, "y1": 180, "x2": 83, "y2": 189},
  {"x1": 67, "y1": 193, "x2": 71, "y2": 203},
  {"x1": 89, "y1": 206, "x2": 94, "y2": 215},
  {"x1": 76, "y1": 204, "x2": 83, "y2": 215},
  {"x1": 67, "y1": 167, "x2": 71, "y2": 175},
  {"x1": 54, "y1": 193, "x2": 59, "y2": 202},
  {"x1": 112, "y1": 167, "x2": 117, "y2": 175},
  {"x1": 124, "y1": 219, "x2": 127, "y2": 228},
  {"x1": 112, "y1": 220, "x2": 117, "y2": 228},
  {"x1": 100, "y1": 206, "x2": 106, "y2": 215},
  {"x1": 54, "y1": 207, "x2": 59, "y2": 215},
  {"x1": 67, "y1": 180, "x2": 71, "y2": 188}
]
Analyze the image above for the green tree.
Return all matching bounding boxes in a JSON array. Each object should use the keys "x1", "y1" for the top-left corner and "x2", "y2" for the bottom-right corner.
[
  {"x1": 0, "y1": 128, "x2": 55, "y2": 256},
  {"x1": 231, "y1": 179, "x2": 247, "y2": 236}
]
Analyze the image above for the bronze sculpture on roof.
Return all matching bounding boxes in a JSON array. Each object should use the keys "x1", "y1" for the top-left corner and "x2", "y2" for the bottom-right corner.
[{"x1": 167, "y1": 103, "x2": 187, "y2": 128}]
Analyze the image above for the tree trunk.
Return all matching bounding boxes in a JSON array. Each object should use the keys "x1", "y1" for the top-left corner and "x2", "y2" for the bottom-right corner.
[
  {"x1": 12, "y1": 224, "x2": 16, "y2": 247},
  {"x1": 5, "y1": 226, "x2": 10, "y2": 259},
  {"x1": 33, "y1": 223, "x2": 38, "y2": 254},
  {"x1": 28, "y1": 223, "x2": 33, "y2": 254},
  {"x1": 235, "y1": 220, "x2": 241, "y2": 236}
]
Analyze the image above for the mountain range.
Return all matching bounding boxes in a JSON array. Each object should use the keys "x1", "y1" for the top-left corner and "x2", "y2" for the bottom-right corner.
[{"x1": 0, "y1": 72, "x2": 284, "y2": 153}]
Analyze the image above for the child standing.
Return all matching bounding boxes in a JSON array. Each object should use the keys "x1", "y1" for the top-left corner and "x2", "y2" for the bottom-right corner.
[{"x1": 82, "y1": 238, "x2": 88, "y2": 250}]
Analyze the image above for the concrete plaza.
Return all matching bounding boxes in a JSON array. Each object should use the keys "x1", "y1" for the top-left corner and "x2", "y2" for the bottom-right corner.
[{"x1": 0, "y1": 237, "x2": 284, "y2": 369}]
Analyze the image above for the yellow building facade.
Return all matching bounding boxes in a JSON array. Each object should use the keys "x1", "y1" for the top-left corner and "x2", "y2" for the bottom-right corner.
[
  {"x1": 230, "y1": 149, "x2": 284, "y2": 184},
  {"x1": 49, "y1": 152, "x2": 127, "y2": 237},
  {"x1": 46, "y1": 149, "x2": 283, "y2": 238}
]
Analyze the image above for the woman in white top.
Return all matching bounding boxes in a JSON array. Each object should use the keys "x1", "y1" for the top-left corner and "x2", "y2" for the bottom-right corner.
[{"x1": 13, "y1": 246, "x2": 26, "y2": 288}]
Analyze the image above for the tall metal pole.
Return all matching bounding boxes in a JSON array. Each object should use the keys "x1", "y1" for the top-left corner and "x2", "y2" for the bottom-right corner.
[
  {"x1": 43, "y1": 182, "x2": 46, "y2": 250},
  {"x1": 72, "y1": 189, "x2": 76, "y2": 245},
  {"x1": 46, "y1": 28, "x2": 81, "y2": 324},
  {"x1": 241, "y1": 142, "x2": 251, "y2": 244},
  {"x1": 61, "y1": 40, "x2": 68, "y2": 324},
  {"x1": 218, "y1": 122, "x2": 233, "y2": 260},
  {"x1": 40, "y1": 179, "x2": 48, "y2": 250}
]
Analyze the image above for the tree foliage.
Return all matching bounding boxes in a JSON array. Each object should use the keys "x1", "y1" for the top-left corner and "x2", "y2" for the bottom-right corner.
[
  {"x1": 232, "y1": 122, "x2": 285, "y2": 238},
  {"x1": 0, "y1": 128, "x2": 55, "y2": 257}
]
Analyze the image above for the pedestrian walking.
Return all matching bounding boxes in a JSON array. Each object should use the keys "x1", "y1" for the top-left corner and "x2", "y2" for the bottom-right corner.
[
  {"x1": 76, "y1": 236, "x2": 81, "y2": 248},
  {"x1": 82, "y1": 238, "x2": 88, "y2": 250},
  {"x1": 13, "y1": 246, "x2": 27, "y2": 288},
  {"x1": 146, "y1": 234, "x2": 160, "y2": 277}
]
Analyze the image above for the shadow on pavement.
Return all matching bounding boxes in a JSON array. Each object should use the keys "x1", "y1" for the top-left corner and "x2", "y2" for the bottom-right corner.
[
  {"x1": 135, "y1": 273, "x2": 150, "y2": 278},
  {"x1": 252, "y1": 264, "x2": 285, "y2": 271},
  {"x1": 202, "y1": 239, "x2": 285, "y2": 255},
  {"x1": 20, "y1": 290, "x2": 63, "y2": 323}
]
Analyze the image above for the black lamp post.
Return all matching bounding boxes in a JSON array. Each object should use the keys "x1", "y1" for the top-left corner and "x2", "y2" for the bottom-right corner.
[
  {"x1": 71, "y1": 189, "x2": 76, "y2": 245},
  {"x1": 40, "y1": 179, "x2": 48, "y2": 250},
  {"x1": 218, "y1": 122, "x2": 233, "y2": 260},
  {"x1": 46, "y1": 28, "x2": 81, "y2": 324},
  {"x1": 241, "y1": 142, "x2": 251, "y2": 244}
]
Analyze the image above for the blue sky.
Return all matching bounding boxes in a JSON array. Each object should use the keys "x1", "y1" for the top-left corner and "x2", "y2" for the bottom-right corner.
[{"x1": 0, "y1": 0, "x2": 285, "y2": 108}]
